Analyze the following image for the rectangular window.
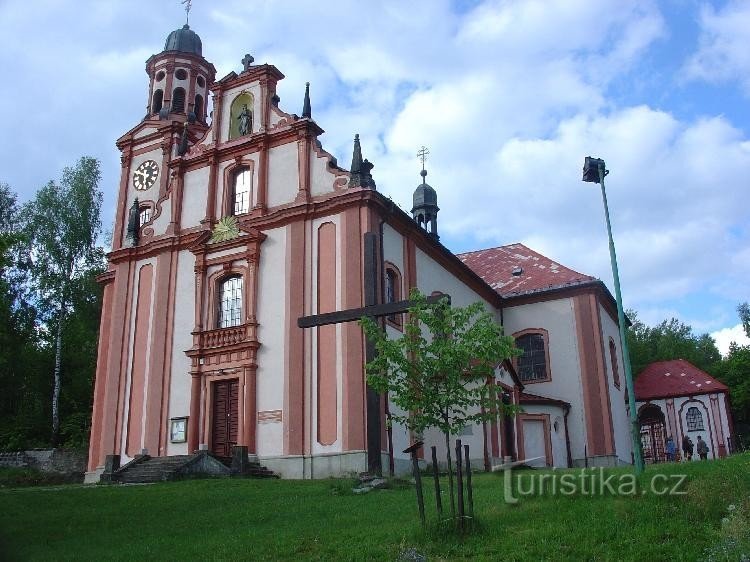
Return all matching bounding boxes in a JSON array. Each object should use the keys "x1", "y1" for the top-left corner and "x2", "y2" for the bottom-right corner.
[
  {"x1": 219, "y1": 277, "x2": 243, "y2": 328},
  {"x1": 517, "y1": 333, "x2": 548, "y2": 382},
  {"x1": 139, "y1": 207, "x2": 151, "y2": 226},
  {"x1": 234, "y1": 169, "x2": 251, "y2": 215}
]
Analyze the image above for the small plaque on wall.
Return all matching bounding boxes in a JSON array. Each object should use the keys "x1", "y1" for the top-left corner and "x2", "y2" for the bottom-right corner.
[{"x1": 170, "y1": 417, "x2": 187, "y2": 443}]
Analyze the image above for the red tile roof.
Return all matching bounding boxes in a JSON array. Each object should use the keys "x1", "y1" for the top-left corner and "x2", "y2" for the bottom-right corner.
[
  {"x1": 635, "y1": 359, "x2": 729, "y2": 400},
  {"x1": 456, "y1": 243, "x2": 596, "y2": 298},
  {"x1": 519, "y1": 391, "x2": 570, "y2": 408}
]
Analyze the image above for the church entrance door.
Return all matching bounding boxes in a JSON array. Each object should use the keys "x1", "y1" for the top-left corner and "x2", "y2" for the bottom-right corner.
[
  {"x1": 211, "y1": 379, "x2": 239, "y2": 458},
  {"x1": 638, "y1": 404, "x2": 667, "y2": 463}
]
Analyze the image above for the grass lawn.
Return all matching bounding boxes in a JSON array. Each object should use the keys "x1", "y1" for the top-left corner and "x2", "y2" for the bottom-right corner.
[{"x1": 1, "y1": 454, "x2": 749, "y2": 561}]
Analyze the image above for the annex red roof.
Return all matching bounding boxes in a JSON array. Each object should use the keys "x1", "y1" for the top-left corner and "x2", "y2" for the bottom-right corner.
[
  {"x1": 519, "y1": 391, "x2": 570, "y2": 409},
  {"x1": 456, "y1": 243, "x2": 596, "y2": 298},
  {"x1": 635, "y1": 359, "x2": 729, "y2": 400}
]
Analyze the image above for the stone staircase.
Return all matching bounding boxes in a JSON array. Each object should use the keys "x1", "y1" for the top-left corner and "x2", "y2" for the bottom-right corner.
[{"x1": 111, "y1": 451, "x2": 277, "y2": 484}]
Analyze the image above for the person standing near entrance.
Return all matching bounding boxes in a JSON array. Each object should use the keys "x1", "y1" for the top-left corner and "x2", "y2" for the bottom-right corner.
[
  {"x1": 665, "y1": 436, "x2": 676, "y2": 462},
  {"x1": 682, "y1": 435, "x2": 694, "y2": 461},
  {"x1": 697, "y1": 436, "x2": 710, "y2": 460}
]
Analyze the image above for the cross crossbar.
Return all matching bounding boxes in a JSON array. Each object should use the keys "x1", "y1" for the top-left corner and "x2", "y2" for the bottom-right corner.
[{"x1": 297, "y1": 294, "x2": 449, "y2": 329}]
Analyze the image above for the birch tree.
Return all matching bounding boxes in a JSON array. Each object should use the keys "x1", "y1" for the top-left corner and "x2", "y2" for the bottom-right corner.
[{"x1": 24, "y1": 157, "x2": 103, "y2": 444}]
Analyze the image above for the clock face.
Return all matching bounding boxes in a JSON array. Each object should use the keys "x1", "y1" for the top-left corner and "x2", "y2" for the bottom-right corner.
[{"x1": 133, "y1": 160, "x2": 159, "y2": 191}]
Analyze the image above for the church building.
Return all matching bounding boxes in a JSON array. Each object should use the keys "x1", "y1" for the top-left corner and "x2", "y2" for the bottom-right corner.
[{"x1": 86, "y1": 23, "x2": 634, "y2": 482}]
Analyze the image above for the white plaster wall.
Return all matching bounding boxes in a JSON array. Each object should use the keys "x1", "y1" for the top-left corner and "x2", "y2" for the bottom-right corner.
[
  {"x1": 599, "y1": 303, "x2": 633, "y2": 464},
  {"x1": 181, "y1": 167, "x2": 210, "y2": 228},
  {"x1": 256, "y1": 226, "x2": 288, "y2": 457},
  {"x1": 134, "y1": 126, "x2": 158, "y2": 139},
  {"x1": 502, "y1": 299, "x2": 588, "y2": 462},
  {"x1": 267, "y1": 143, "x2": 300, "y2": 208},
  {"x1": 220, "y1": 84, "x2": 262, "y2": 142},
  {"x1": 521, "y1": 404, "x2": 569, "y2": 468},
  {"x1": 310, "y1": 146, "x2": 336, "y2": 197},
  {"x1": 166, "y1": 250, "x2": 196, "y2": 456},
  {"x1": 382, "y1": 224, "x2": 405, "y2": 274},
  {"x1": 149, "y1": 200, "x2": 171, "y2": 237}
]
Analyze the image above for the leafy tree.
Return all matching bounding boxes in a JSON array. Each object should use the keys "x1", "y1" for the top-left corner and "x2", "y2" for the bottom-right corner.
[
  {"x1": 714, "y1": 342, "x2": 750, "y2": 445},
  {"x1": 626, "y1": 311, "x2": 721, "y2": 377},
  {"x1": 739, "y1": 302, "x2": 750, "y2": 338},
  {"x1": 361, "y1": 290, "x2": 518, "y2": 518},
  {"x1": 22, "y1": 157, "x2": 104, "y2": 444}
]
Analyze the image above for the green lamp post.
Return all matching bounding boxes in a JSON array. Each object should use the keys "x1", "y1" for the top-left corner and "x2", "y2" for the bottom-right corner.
[{"x1": 582, "y1": 156, "x2": 645, "y2": 475}]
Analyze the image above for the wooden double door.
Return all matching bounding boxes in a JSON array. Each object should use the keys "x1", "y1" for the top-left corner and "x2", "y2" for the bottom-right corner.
[{"x1": 212, "y1": 379, "x2": 239, "y2": 458}]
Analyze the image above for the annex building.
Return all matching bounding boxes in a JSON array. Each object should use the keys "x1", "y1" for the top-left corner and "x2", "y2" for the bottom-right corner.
[{"x1": 86, "y1": 23, "x2": 638, "y2": 482}]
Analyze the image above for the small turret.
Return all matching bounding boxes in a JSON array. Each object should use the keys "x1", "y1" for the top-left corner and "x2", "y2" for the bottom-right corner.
[{"x1": 411, "y1": 147, "x2": 439, "y2": 239}]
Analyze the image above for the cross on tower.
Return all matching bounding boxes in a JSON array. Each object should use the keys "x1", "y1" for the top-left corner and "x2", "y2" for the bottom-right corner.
[
  {"x1": 181, "y1": 0, "x2": 192, "y2": 24},
  {"x1": 242, "y1": 54, "x2": 255, "y2": 72},
  {"x1": 417, "y1": 146, "x2": 430, "y2": 172}
]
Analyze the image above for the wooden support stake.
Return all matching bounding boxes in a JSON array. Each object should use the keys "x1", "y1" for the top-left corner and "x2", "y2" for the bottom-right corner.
[
  {"x1": 455, "y1": 439, "x2": 464, "y2": 531},
  {"x1": 431, "y1": 446, "x2": 443, "y2": 515},
  {"x1": 404, "y1": 441, "x2": 425, "y2": 528},
  {"x1": 464, "y1": 444, "x2": 474, "y2": 520}
]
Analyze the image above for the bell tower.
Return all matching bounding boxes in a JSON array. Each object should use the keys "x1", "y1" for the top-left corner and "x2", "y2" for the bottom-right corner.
[
  {"x1": 144, "y1": 24, "x2": 216, "y2": 125},
  {"x1": 411, "y1": 146, "x2": 440, "y2": 240}
]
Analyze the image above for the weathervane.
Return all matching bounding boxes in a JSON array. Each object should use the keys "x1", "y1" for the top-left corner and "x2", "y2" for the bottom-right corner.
[{"x1": 182, "y1": 0, "x2": 192, "y2": 25}]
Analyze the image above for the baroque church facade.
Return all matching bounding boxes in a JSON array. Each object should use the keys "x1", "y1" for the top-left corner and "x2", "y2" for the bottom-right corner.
[{"x1": 86, "y1": 24, "x2": 634, "y2": 482}]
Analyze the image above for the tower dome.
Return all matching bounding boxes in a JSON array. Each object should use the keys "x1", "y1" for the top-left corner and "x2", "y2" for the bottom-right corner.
[
  {"x1": 164, "y1": 24, "x2": 202, "y2": 56},
  {"x1": 411, "y1": 169, "x2": 440, "y2": 240}
]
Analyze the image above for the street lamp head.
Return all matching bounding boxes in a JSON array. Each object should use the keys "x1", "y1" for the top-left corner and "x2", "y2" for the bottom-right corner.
[{"x1": 582, "y1": 156, "x2": 608, "y2": 183}]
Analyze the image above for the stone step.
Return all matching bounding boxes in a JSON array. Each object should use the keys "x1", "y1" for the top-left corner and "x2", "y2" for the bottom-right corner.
[{"x1": 113, "y1": 453, "x2": 278, "y2": 483}]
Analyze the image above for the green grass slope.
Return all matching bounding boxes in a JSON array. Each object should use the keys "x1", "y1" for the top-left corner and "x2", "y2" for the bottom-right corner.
[{"x1": 1, "y1": 454, "x2": 749, "y2": 561}]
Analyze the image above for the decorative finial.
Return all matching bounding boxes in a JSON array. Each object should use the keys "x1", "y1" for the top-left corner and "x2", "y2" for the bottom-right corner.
[
  {"x1": 417, "y1": 146, "x2": 429, "y2": 183},
  {"x1": 302, "y1": 82, "x2": 311, "y2": 119},
  {"x1": 242, "y1": 54, "x2": 255, "y2": 72},
  {"x1": 181, "y1": 0, "x2": 192, "y2": 25}
]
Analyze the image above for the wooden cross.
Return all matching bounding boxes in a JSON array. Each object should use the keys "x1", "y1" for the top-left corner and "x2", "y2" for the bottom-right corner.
[
  {"x1": 242, "y1": 54, "x2": 255, "y2": 72},
  {"x1": 298, "y1": 232, "x2": 448, "y2": 475}
]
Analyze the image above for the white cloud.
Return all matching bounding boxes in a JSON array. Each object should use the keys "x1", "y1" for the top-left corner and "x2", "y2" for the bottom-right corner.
[
  {"x1": 684, "y1": 0, "x2": 750, "y2": 94},
  {"x1": 711, "y1": 324, "x2": 750, "y2": 356}
]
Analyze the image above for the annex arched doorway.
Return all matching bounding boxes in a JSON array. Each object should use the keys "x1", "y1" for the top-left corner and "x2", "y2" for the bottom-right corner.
[{"x1": 639, "y1": 403, "x2": 667, "y2": 463}]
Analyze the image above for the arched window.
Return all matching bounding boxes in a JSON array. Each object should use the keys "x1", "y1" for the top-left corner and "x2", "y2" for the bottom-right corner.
[
  {"x1": 218, "y1": 276, "x2": 243, "y2": 328},
  {"x1": 384, "y1": 264, "x2": 402, "y2": 327},
  {"x1": 171, "y1": 87, "x2": 186, "y2": 114},
  {"x1": 138, "y1": 205, "x2": 152, "y2": 226},
  {"x1": 151, "y1": 89, "x2": 163, "y2": 114},
  {"x1": 233, "y1": 167, "x2": 251, "y2": 215},
  {"x1": 686, "y1": 406, "x2": 704, "y2": 431},
  {"x1": 194, "y1": 94, "x2": 204, "y2": 122},
  {"x1": 515, "y1": 331, "x2": 549, "y2": 383},
  {"x1": 609, "y1": 338, "x2": 621, "y2": 388}
]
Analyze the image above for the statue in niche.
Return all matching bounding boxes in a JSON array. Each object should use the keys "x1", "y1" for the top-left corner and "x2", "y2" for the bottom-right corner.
[{"x1": 237, "y1": 104, "x2": 253, "y2": 136}]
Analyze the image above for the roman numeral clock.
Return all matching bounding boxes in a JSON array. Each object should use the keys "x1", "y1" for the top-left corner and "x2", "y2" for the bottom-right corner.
[{"x1": 133, "y1": 159, "x2": 159, "y2": 191}]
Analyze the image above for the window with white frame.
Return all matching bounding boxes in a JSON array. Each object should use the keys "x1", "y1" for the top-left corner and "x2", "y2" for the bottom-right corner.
[
  {"x1": 218, "y1": 276, "x2": 243, "y2": 328},
  {"x1": 233, "y1": 168, "x2": 251, "y2": 215},
  {"x1": 139, "y1": 206, "x2": 152, "y2": 226}
]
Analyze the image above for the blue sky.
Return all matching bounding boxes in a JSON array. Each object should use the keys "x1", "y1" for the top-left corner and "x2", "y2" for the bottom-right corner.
[{"x1": 0, "y1": 0, "x2": 748, "y2": 352}]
